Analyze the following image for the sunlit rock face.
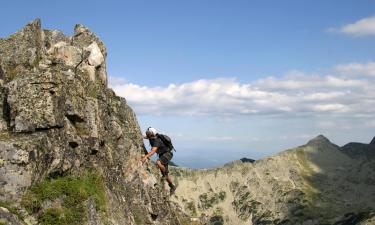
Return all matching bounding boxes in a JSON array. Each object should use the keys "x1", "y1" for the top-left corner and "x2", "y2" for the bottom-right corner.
[
  {"x1": 0, "y1": 19, "x2": 187, "y2": 225},
  {"x1": 171, "y1": 135, "x2": 375, "y2": 225}
]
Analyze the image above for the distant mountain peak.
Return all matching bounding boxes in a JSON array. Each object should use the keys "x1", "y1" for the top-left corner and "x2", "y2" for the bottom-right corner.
[
  {"x1": 306, "y1": 134, "x2": 332, "y2": 146},
  {"x1": 371, "y1": 136, "x2": 375, "y2": 145}
]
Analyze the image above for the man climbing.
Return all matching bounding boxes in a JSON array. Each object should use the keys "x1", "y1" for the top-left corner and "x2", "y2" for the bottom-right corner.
[{"x1": 141, "y1": 127, "x2": 176, "y2": 195}]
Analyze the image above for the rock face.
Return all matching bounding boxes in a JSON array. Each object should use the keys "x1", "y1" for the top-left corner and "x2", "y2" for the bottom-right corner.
[
  {"x1": 171, "y1": 135, "x2": 375, "y2": 225},
  {"x1": 341, "y1": 136, "x2": 375, "y2": 160},
  {"x1": 0, "y1": 19, "x2": 187, "y2": 225}
]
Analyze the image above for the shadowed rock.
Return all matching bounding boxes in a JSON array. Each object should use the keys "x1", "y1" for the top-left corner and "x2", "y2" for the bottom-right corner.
[{"x1": 306, "y1": 134, "x2": 332, "y2": 146}]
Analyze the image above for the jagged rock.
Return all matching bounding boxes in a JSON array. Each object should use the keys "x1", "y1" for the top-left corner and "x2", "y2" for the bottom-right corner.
[
  {"x1": 0, "y1": 19, "x2": 185, "y2": 225},
  {"x1": 0, "y1": 207, "x2": 24, "y2": 225},
  {"x1": 0, "y1": 19, "x2": 44, "y2": 80},
  {"x1": 371, "y1": 136, "x2": 375, "y2": 145},
  {"x1": 46, "y1": 41, "x2": 82, "y2": 67},
  {"x1": 341, "y1": 141, "x2": 375, "y2": 160},
  {"x1": 0, "y1": 141, "x2": 33, "y2": 201},
  {"x1": 72, "y1": 24, "x2": 107, "y2": 85},
  {"x1": 5, "y1": 71, "x2": 64, "y2": 132},
  {"x1": 0, "y1": 88, "x2": 9, "y2": 131},
  {"x1": 85, "y1": 42, "x2": 104, "y2": 67}
]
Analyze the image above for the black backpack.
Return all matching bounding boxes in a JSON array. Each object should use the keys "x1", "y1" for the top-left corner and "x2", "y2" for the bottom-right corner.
[{"x1": 157, "y1": 134, "x2": 176, "y2": 152}]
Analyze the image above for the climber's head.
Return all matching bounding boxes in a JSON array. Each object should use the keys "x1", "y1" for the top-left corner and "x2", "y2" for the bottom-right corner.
[{"x1": 145, "y1": 127, "x2": 157, "y2": 138}]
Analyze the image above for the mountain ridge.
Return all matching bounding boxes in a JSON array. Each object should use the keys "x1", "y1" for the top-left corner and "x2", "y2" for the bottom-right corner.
[{"x1": 170, "y1": 135, "x2": 375, "y2": 225}]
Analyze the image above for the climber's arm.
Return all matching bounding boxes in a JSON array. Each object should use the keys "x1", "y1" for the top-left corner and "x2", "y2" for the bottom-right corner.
[{"x1": 141, "y1": 147, "x2": 157, "y2": 163}]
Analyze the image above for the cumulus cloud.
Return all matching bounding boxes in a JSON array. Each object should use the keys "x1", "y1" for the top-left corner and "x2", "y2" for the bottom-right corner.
[
  {"x1": 329, "y1": 16, "x2": 375, "y2": 37},
  {"x1": 334, "y1": 62, "x2": 375, "y2": 76},
  {"x1": 109, "y1": 62, "x2": 374, "y2": 118}
]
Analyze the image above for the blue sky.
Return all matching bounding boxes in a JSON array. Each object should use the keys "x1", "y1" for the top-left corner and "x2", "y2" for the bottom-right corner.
[{"x1": 2, "y1": 0, "x2": 375, "y2": 168}]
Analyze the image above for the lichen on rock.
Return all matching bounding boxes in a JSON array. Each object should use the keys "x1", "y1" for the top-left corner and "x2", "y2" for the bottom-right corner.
[{"x1": 0, "y1": 19, "x2": 187, "y2": 225}]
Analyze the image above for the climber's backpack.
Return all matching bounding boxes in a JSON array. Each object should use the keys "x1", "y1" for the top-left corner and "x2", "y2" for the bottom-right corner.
[{"x1": 157, "y1": 134, "x2": 176, "y2": 152}]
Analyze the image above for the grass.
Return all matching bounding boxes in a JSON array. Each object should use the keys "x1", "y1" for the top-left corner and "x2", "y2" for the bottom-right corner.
[
  {"x1": 74, "y1": 122, "x2": 90, "y2": 137},
  {"x1": 185, "y1": 201, "x2": 197, "y2": 216},
  {"x1": 0, "y1": 200, "x2": 23, "y2": 220},
  {"x1": 132, "y1": 208, "x2": 145, "y2": 225},
  {"x1": 87, "y1": 85, "x2": 98, "y2": 99},
  {"x1": 198, "y1": 191, "x2": 227, "y2": 210},
  {"x1": 5, "y1": 66, "x2": 20, "y2": 82},
  {"x1": 21, "y1": 172, "x2": 106, "y2": 225},
  {"x1": 0, "y1": 131, "x2": 13, "y2": 141}
]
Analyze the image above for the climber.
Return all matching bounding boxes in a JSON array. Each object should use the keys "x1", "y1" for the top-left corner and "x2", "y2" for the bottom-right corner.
[{"x1": 141, "y1": 127, "x2": 176, "y2": 195}]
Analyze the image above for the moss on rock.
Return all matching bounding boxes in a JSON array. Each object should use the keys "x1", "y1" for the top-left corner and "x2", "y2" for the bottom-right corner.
[{"x1": 21, "y1": 172, "x2": 106, "y2": 225}]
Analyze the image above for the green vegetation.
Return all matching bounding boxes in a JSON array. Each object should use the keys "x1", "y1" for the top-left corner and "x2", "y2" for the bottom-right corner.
[
  {"x1": 87, "y1": 81, "x2": 101, "y2": 99},
  {"x1": 185, "y1": 201, "x2": 197, "y2": 216},
  {"x1": 0, "y1": 200, "x2": 22, "y2": 220},
  {"x1": 209, "y1": 215, "x2": 224, "y2": 225},
  {"x1": 21, "y1": 172, "x2": 106, "y2": 225},
  {"x1": 5, "y1": 66, "x2": 21, "y2": 82},
  {"x1": 179, "y1": 217, "x2": 200, "y2": 225},
  {"x1": 87, "y1": 85, "x2": 98, "y2": 98},
  {"x1": 218, "y1": 191, "x2": 226, "y2": 201},
  {"x1": 198, "y1": 191, "x2": 226, "y2": 210},
  {"x1": 132, "y1": 208, "x2": 145, "y2": 225},
  {"x1": 0, "y1": 131, "x2": 12, "y2": 140},
  {"x1": 74, "y1": 122, "x2": 90, "y2": 136},
  {"x1": 213, "y1": 207, "x2": 224, "y2": 216}
]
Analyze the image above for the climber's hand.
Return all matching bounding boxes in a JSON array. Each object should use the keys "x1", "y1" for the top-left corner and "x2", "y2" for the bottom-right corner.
[{"x1": 141, "y1": 156, "x2": 148, "y2": 164}]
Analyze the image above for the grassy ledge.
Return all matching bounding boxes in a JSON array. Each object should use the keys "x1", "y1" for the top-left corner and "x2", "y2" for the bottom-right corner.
[{"x1": 21, "y1": 172, "x2": 106, "y2": 225}]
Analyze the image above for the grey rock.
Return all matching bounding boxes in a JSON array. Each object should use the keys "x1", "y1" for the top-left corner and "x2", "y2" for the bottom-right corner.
[
  {"x1": 5, "y1": 71, "x2": 64, "y2": 132},
  {"x1": 0, "y1": 19, "x2": 186, "y2": 225}
]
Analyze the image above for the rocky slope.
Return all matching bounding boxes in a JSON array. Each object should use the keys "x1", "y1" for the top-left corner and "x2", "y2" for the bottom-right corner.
[
  {"x1": 0, "y1": 19, "x2": 188, "y2": 225},
  {"x1": 170, "y1": 135, "x2": 375, "y2": 225}
]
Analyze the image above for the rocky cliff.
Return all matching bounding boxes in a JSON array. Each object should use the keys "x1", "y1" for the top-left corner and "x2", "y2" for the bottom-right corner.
[
  {"x1": 0, "y1": 19, "x2": 188, "y2": 225},
  {"x1": 170, "y1": 135, "x2": 375, "y2": 225}
]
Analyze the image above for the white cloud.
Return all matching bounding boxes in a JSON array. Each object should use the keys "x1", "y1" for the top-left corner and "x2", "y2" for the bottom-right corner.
[
  {"x1": 316, "y1": 121, "x2": 352, "y2": 130},
  {"x1": 311, "y1": 104, "x2": 348, "y2": 113},
  {"x1": 109, "y1": 62, "x2": 374, "y2": 118},
  {"x1": 334, "y1": 62, "x2": 375, "y2": 76},
  {"x1": 330, "y1": 16, "x2": 375, "y2": 37},
  {"x1": 206, "y1": 136, "x2": 238, "y2": 141}
]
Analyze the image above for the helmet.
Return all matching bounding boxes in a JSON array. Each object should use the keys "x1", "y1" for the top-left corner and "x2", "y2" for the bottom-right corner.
[{"x1": 145, "y1": 127, "x2": 157, "y2": 137}]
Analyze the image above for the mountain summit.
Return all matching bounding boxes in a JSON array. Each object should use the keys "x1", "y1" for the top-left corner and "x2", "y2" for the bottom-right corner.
[
  {"x1": 306, "y1": 134, "x2": 332, "y2": 146},
  {"x1": 0, "y1": 19, "x2": 186, "y2": 225}
]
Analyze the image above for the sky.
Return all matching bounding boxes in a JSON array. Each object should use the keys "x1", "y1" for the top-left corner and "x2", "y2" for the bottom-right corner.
[{"x1": 1, "y1": 0, "x2": 375, "y2": 168}]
